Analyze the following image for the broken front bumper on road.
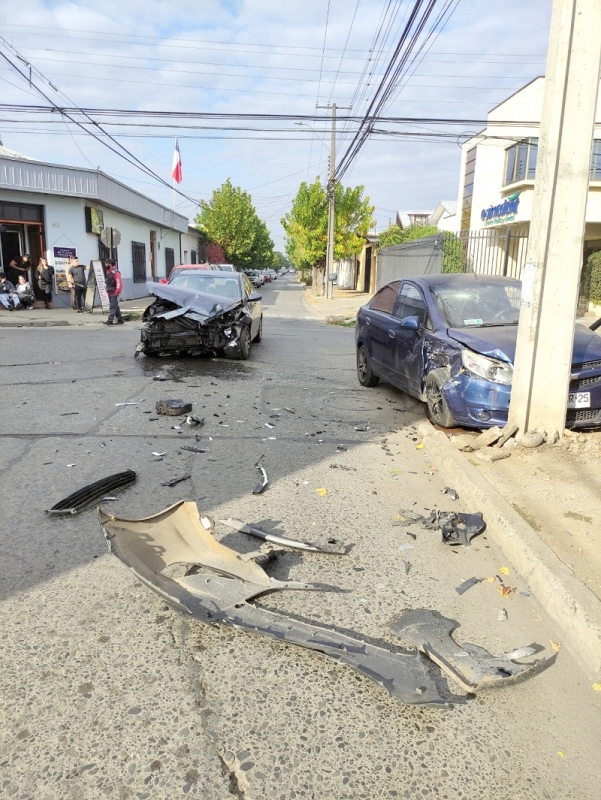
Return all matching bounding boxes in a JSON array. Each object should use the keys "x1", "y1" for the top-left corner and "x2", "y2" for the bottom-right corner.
[
  {"x1": 136, "y1": 282, "x2": 251, "y2": 358},
  {"x1": 99, "y1": 501, "x2": 552, "y2": 707}
]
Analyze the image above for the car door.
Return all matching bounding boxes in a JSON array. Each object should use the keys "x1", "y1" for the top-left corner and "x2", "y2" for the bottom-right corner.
[
  {"x1": 242, "y1": 274, "x2": 261, "y2": 337},
  {"x1": 385, "y1": 282, "x2": 430, "y2": 395},
  {"x1": 361, "y1": 282, "x2": 402, "y2": 379}
]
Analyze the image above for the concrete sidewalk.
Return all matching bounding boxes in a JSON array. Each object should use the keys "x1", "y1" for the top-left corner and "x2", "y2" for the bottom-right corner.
[
  {"x1": 303, "y1": 286, "x2": 371, "y2": 321},
  {"x1": 0, "y1": 297, "x2": 154, "y2": 327},
  {"x1": 419, "y1": 420, "x2": 601, "y2": 677}
]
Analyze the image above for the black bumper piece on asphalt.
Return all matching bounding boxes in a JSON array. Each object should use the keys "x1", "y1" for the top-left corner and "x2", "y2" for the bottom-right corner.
[{"x1": 46, "y1": 470, "x2": 137, "y2": 515}]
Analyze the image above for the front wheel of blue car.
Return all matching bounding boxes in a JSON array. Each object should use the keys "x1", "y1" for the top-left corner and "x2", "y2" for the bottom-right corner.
[
  {"x1": 357, "y1": 345, "x2": 379, "y2": 387},
  {"x1": 425, "y1": 368, "x2": 455, "y2": 428}
]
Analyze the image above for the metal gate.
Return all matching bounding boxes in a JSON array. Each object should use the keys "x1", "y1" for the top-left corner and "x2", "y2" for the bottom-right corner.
[
  {"x1": 132, "y1": 241, "x2": 147, "y2": 283},
  {"x1": 376, "y1": 235, "x2": 443, "y2": 290}
]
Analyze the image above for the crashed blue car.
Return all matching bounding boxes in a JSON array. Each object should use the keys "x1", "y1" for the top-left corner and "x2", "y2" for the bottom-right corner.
[{"x1": 355, "y1": 274, "x2": 601, "y2": 430}]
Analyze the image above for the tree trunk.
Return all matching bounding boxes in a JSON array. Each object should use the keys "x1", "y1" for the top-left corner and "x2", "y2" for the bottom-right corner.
[{"x1": 312, "y1": 265, "x2": 325, "y2": 296}]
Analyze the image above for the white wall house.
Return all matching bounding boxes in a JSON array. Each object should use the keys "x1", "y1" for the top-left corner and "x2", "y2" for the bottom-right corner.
[
  {"x1": 0, "y1": 146, "x2": 189, "y2": 306},
  {"x1": 429, "y1": 201, "x2": 458, "y2": 233}
]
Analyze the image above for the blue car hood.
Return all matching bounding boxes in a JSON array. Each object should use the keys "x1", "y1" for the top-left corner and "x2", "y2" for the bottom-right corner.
[{"x1": 448, "y1": 323, "x2": 601, "y2": 367}]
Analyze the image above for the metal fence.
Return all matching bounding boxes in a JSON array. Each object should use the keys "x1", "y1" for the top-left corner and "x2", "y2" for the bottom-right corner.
[{"x1": 376, "y1": 228, "x2": 530, "y2": 289}]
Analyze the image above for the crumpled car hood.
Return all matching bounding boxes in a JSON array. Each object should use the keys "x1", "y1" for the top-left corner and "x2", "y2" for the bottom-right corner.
[
  {"x1": 147, "y1": 281, "x2": 241, "y2": 322},
  {"x1": 448, "y1": 322, "x2": 601, "y2": 366}
]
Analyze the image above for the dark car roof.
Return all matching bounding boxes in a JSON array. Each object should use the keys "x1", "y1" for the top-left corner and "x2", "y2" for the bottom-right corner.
[{"x1": 407, "y1": 274, "x2": 521, "y2": 287}]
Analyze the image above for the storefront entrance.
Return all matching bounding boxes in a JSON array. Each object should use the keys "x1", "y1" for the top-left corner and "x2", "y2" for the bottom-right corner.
[{"x1": 0, "y1": 202, "x2": 45, "y2": 296}]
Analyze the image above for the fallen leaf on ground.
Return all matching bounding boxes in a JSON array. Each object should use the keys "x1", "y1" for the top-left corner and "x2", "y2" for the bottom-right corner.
[
  {"x1": 485, "y1": 576, "x2": 495, "y2": 583},
  {"x1": 497, "y1": 585, "x2": 514, "y2": 599},
  {"x1": 499, "y1": 566, "x2": 510, "y2": 575},
  {"x1": 415, "y1": 443, "x2": 424, "y2": 450},
  {"x1": 550, "y1": 640, "x2": 562, "y2": 653},
  {"x1": 557, "y1": 751, "x2": 564, "y2": 758},
  {"x1": 315, "y1": 488, "x2": 328, "y2": 497},
  {"x1": 389, "y1": 469, "x2": 403, "y2": 475},
  {"x1": 593, "y1": 683, "x2": 601, "y2": 692}
]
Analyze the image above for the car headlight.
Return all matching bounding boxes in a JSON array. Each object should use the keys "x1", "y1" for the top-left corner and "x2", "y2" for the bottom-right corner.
[{"x1": 461, "y1": 349, "x2": 513, "y2": 385}]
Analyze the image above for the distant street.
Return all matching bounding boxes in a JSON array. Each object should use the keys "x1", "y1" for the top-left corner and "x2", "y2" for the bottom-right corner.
[{"x1": 1, "y1": 275, "x2": 600, "y2": 800}]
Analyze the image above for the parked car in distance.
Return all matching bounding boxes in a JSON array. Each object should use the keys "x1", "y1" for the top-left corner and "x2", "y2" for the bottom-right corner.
[
  {"x1": 160, "y1": 263, "x2": 218, "y2": 284},
  {"x1": 261, "y1": 270, "x2": 272, "y2": 283},
  {"x1": 246, "y1": 270, "x2": 264, "y2": 288},
  {"x1": 355, "y1": 274, "x2": 601, "y2": 430},
  {"x1": 137, "y1": 270, "x2": 263, "y2": 360},
  {"x1": 212, "y1": 263, "x2": 237, "y2": 272}
]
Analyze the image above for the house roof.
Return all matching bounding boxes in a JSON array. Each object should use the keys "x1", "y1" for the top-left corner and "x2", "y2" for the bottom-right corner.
[
  {"x1": 396, "y1": 210, "x2": 434, "y2": 229},
  {"x1": 0, "y1": 148, "x2": 189, "y2": 232},
  {"x1": 429, "y1": 201, "x2": 457, "y2": 224}
]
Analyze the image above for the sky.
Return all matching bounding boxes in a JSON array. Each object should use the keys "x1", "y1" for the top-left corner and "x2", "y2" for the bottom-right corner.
[{"x1": 0, "y1": 0, "x2": 552, "y2": 251}]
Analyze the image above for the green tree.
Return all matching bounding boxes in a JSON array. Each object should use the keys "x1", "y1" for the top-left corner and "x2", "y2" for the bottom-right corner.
[
  {"x1": 195, "y1": 179, "x2": 274, "y2": 269},
  {"x1": 272, "y1": 250, "x2": 290, "y2": 269},
  {"x1": 378, "y1": 223, "x2": 465, "y2": 274},
  {"x1": 281, "y1": 177, "x2": 374, "y2": 295}
]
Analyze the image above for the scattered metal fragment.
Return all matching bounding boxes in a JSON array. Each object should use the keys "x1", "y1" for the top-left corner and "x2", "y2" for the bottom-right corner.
[
  {"x1": 60, "y1": 412, "x2": 80, "y2": 416},
  {"x1": 47, "y1": 470, "x2": 137, "y2": 515},
  {"x1": 389, "y1": 609, "x2": 552, "y2": 692},
  {"x1": 156, "y1": 399, "x2": 193, "y2": 416},
  {"x1": 284, "y1": 407, "x2": 296, "y2": 414},
  {"x1": 181, "y1": 446, "x2": 208, "y2": 454},
  {"x1": 99, "y1": 502, "x2": 447, "y2": 707},
  {"x1": 354, "y1": 424, "x2": 370, "y2": 432},
  {"x1": 171, "y1": 425, "x2": 182, "y2": 430},
  {"x1": 264, "y1": 422, "x2": 275, "y2": 429},
  {"x1": 455, "y1": 577, "x2": 483, "y2": 595},
  {"x1": 153, "y1": 375, "x2": 169, "y2": 381},
  {"x1": 115, "y1": 402, "x2": 138, "y2": 407},
  {"x1": 497, "y1": 609, "x2": 508, "y2": 621},
  {"x1": 329, "y1": 464, "x2": 357, "y2": 472},
  {"x1": 424, "y1": 510, "x2": 486, "y2": 546},
  {"x1": 336, "y1": 444, "x2": 347, "y2": 451},
  {"x1": 252, "y1": 457, "x2": 269, "y2": 495},
  {"x1": 161, "y1": 474, "x2": 192, "y2": 487},
  {"x1": 186, "y1": 415, "x2": 205, "y2": 427},
  {"x1": 442, "y1": 487, "x2": 459, "y2": 501},
  {"x1": 152, "y1": 451, "x2": 166, "y2": 457},
  {"x1": 220, "y1": 518, "x2": 347, "y2": 554},
  {"x1": 403, "y1": 560, "x2": 411, "y2": 575}
]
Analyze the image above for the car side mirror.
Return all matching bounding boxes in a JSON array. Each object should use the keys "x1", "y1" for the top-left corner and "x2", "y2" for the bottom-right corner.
[
  {"x1": 249, "y1": 292, "x2": 262, "y2": 302},
  {"x1": 400, "y1": 315, "x2": 420, "y2": 330}
]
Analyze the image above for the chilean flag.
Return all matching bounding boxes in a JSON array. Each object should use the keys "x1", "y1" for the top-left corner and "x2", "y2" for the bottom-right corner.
[{"x1": 171, "y1": 139, "x2": 183, "y2": 184}]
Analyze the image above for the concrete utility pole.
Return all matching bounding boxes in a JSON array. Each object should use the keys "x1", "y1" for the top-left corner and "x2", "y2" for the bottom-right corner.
[
  {"x1": 316, "y1": 103, "x2": 351, "y2": 299},
  {"x1": 509, "y1": 0, "x2": 601, "y2": 437}
]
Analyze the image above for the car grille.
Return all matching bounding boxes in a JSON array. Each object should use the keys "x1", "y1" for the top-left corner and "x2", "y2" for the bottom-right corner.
[
  {"x1": 569, "y1": 375, "x2": 601, "y2": 391},
  {"x1": 572, "y1": 359, "x2": 601, "y2": 372},
  {"x1": 566, "y1": 408, "x2": 601, "y2": 424}
]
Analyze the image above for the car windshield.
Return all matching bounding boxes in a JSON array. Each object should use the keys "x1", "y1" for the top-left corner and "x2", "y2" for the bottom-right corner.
[
  {"x1": 430, "y1": 280, "x2": 521, "y2": 328},
  {"x1": 170, "y1": 273, "x2": 242, "y2": 300}
]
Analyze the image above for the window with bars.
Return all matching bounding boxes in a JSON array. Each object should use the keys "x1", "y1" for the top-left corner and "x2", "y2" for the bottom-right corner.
[
  {"x1": 132, "y1": 241, "x2": 147, "y2": 283},
  {"x1": 165, "y1": 247, "x2": 175, "y2": 273}
]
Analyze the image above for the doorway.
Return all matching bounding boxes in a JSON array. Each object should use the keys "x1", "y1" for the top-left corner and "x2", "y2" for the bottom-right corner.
[
  {"x1": 150, "y1": 231, "x2": 157, "y2": 279},
  {"x1": 363, "y1": 246, "x2": 373, "y2": 293},
  {"x1": 0, "y1": 229, "x2": 22, "y2": 283}
]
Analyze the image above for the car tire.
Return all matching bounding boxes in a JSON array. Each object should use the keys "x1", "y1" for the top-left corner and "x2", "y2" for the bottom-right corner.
[
  {"x1": 425, "y1": 368, "x2": 455, "y2": 428},
  {"x1": 226, "y1": 325, "x2": 252, "y2": 360},
  {"x1": 357, "y1": 344, "x2": 379, "y2": 387},
  {"x1": 253, "y1": 316, "x2": 263, "y2": 343}
]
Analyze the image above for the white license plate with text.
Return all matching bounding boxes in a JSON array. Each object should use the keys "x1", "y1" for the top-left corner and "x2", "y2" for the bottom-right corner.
[{"x1": 568, "y1": 392, "x2": 590, "y2": 409}]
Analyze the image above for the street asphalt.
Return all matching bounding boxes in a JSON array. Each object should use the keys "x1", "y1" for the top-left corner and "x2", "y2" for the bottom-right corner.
[{"x1": 1, "y1": 276, "x2": 600, "y2": 799}]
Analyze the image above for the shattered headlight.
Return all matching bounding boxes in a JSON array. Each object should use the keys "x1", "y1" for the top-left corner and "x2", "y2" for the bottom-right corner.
[{"x1": 461, "y1": 349, "x2": 513, "y2": 385}]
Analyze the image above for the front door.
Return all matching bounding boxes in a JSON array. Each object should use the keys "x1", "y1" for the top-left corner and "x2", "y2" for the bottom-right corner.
[
  {"x1": 386, "y1": 282, "x2": 429, "y2": 395},
  {"x1": 150, "y1": 231, "x2": 156, "y2": 279}
]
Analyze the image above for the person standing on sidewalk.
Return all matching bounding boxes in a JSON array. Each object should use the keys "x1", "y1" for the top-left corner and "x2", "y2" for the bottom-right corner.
[
  {"x1": 104, "y1": 259, "x2": 124, "y2": 325},
  {"x1": 36, "y1": 258, "x2": 54, "y2": 309},
  {"x1": 68, "y1": 256, "x2": 86, "y2": 313}
]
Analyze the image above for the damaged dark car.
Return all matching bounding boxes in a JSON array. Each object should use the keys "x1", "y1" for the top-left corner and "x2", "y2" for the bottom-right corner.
[
  {"x1": 356, "y1": 274, "x2": 601, "y2": 429},
  {"x1": 136, "y1": 271, "x2": 263, "y2": 360}
]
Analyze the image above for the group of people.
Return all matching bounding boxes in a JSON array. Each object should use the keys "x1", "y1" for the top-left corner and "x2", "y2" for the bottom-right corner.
[
  {"x1": 0, "y1": 255, "x2": 123, "y2": 322},
  {"x1": 0, "y1": 254, "x2": 54, "y2": 311}
]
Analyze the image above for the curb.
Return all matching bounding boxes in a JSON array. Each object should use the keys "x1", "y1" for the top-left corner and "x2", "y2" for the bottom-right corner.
[
  {"x1": 0, "y1": 320, "x2": 69, "y2": 328},
  {"x1": 421, "y1": 423, "x2": 601, "y2": 677}
]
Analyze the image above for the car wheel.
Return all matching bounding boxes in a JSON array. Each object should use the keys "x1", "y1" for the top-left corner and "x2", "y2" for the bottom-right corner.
[
  {"x1": 425, "y1": 368, "x2": 455, "y2": 428},
  {"x1": 357, "y1": 344, "x2": 379, "y2": 387},
  {"x1": 253, "y1": 316, "x2": 263, "y2": 343},
  {"x1": 226, "y1": 325, "x2": 252, "y2": 360}
]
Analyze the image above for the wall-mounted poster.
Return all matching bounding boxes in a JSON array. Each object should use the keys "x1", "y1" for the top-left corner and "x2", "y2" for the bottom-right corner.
[{"x1": 53, "y1": 246, "x2": 77, "y2": 293}]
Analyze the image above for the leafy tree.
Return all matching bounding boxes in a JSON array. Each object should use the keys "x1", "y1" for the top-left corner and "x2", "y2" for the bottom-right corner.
[
  {"x1": 196, "y1": 179, "x2": 274, "y2": 269},
  {"x1": 581, "y1": 250, "x2": 601, "y2": 305},
  {"x1": 281, "y1": 177, "x2": 374, "y2": 295},
  {"x1": 272, "y1": 250, "x2": 290, "y2": 269},
  {"x1": 377, "y1": 223, "x2": 439, "y2": 250},
  {"x1": 206, "y1": 242, "x2": 226, "y2": 263}
]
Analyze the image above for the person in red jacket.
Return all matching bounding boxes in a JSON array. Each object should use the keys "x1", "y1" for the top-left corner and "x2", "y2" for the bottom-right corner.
[{"x1": 104, "y1": 259, "x2": 124, "y2": 325}]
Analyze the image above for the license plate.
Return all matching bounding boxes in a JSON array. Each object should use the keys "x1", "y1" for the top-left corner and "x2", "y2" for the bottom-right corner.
[{"x1": 568, "y1": 392, "x2": 590, "y2": 409}]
